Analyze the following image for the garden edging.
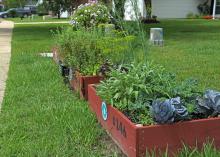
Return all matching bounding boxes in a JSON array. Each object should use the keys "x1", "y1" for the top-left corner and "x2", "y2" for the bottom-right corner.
[{"x1": 88, "y1": 84, "x2": 220, "y2": 157}]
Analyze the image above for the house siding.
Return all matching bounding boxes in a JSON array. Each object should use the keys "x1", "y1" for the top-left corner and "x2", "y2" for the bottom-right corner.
[{"x1": 152, "y1": 0, "x2": 207, "y2": 18}]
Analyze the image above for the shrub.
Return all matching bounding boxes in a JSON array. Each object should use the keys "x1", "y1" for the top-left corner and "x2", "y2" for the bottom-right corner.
[
  {"x1": 9, "y1": 9, "x2": 17, "y2": 18},
  {"x1": 71, "y1": 3, "x2": 111, "y2": 28},
  {"x1": 37, "y1": 3, "x2": 49, "y2": 16},
  {"x1": 186, "y1": 12, "x2": 194, "y2": 19}
]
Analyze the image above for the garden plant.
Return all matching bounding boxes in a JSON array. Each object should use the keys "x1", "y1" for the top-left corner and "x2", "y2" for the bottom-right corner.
[{"x1": 51, "y1": 1, "x2": 220, "y2": 156}]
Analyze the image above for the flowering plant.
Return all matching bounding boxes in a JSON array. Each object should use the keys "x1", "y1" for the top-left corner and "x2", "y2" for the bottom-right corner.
[{"x1": 71, "y1": 3, "x2": 111, "y2": 28}]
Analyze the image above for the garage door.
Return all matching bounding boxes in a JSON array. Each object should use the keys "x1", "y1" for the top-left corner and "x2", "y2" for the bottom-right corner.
[{"x1": 152, "y1": 0, "x2": 207, "y2": 18}]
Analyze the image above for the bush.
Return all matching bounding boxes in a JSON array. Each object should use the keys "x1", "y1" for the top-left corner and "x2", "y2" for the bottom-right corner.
[
  {"x1": 9, "y1": 9, "x2": 17, "y2": 18},
  {"x1": 71, "y1": 3, "x2": 111, "y2": 28},
  {"x1": 186, "y1": 12, "x2": 194, "y2": 19}
]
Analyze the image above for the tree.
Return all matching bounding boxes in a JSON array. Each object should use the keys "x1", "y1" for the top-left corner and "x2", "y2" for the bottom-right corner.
[
  {"x1": 4, "y1": 0, "x2": 26, "y2": 8},
  {"x1": 3, "y1": 0, "x2": 38, "y2": 9},
  {"x1": 43, "y1": 0, "x2": 87, "y2": 18}
]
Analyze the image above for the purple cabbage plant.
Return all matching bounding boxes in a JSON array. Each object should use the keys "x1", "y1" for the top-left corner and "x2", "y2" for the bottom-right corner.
[
  {"x1": 196, "y1": 90, "x2": 220, "y2": 117},
  {"x1": 151, "y1": 97, "x2": 189, "y2": 124}
]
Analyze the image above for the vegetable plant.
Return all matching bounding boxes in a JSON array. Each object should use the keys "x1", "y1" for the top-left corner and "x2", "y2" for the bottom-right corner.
[
  {"x1": 151, "y1": 97, "x2": 189, "y2": 124},
  {"x1": 195, "y1": 90, "x2": 220, "y2": 117},
  {"x1": 96, "y1": 62, "x2": 199, "y2": 125}
]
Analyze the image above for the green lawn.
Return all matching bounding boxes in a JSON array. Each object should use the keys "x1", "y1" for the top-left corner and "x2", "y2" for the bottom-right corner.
[
  {"x1": 145, "y1": 19, "x2": 220, "y2": 91},
  {"x1": 1, "y1": 19, "x2": 220, "y2": 156},
  {"x1": 5, "y1": 16, "x2": 69, "y2": 23},
  {"x1": 0, "y1": 24, "x2": 121, "y2": 156}
]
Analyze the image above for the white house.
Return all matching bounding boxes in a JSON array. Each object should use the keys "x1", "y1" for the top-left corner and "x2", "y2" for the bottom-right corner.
[
  {"x1": 152, "y1": 0, "x2": 220, "y2": 18},
  {"x1": 124, "y1": 0, "x2": 220, "y2": 19}
]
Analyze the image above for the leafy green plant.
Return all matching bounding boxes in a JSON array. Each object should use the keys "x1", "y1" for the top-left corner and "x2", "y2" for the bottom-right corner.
[
  {"x1": 97, "y1": 30, "x2": 136, "y2": 64},
  {"x1": 71, "y1": 3, "x2": 110, "y2": 28},
  {"x1": 54, "y1": 27, "x2": 104, "y2": 75},
  {"x1": 97, "y1": 62, "x2": 199, "y2": 125}
]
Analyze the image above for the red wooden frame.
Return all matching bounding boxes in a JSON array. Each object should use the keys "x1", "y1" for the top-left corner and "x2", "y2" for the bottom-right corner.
[
  {"x1": 70, "y1": 72, "x2": 102, "y2": 100},
  {"x1": 88, "y1": 84, "x2": 220, "y2": 157}
]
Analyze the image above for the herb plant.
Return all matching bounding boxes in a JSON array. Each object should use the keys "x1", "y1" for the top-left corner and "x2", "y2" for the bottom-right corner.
[
  {"x1": 97, "y1": 30, "x2": 136, "y2": 64},
  {"x1": 54, "y1": 27, "x2": 104, "y2": 75},
  {"x1": 96, "y1": 62, "x2": 199, "y2": 125}
]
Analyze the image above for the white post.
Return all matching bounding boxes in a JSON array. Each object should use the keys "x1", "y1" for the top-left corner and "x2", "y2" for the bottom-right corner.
[
  {"x1": 112, "y1": 0, "x2": 115, "y2": 13},
  {"x1": 213, "y1": 0, "x2": 217, "y2": 19}
]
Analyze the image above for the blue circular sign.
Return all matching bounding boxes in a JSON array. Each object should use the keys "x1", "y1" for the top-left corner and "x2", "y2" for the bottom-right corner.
[{"x1": 101, "y1": 102, "x2": 108, "y2": 121}]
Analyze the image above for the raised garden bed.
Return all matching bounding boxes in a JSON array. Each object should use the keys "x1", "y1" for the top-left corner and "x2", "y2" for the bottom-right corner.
[
  {"x1": 88, "y1": 84, "x2": 220, "y2": 157},
  {"x1": 52, "y1": 47, "x2": 103, "y2": 100},
  {"x1": 70, "y1": 71, "x2": 103, "y2": 100}
]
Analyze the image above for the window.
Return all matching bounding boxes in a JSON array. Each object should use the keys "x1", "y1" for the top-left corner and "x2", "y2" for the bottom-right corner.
[{"x1": 216, "y1": 0, "x2": 220, "y2": 14}]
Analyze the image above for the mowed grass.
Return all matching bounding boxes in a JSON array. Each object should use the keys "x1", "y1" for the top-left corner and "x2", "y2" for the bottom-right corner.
[
  {"x1": 6, "y1": 16, "x2": 69, "y2": 23},
  {"x1": 1, "y1": 20, "x2": 220, "y2": 157},
  {"x1": 0, "y1": 24, "x2": 111, "y2": 156},
  {"x1": 144, "y1": 19, "x2": 220, "y2": 91}
]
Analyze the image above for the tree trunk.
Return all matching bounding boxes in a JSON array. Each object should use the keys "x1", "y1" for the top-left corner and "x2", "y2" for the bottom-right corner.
[{"x1": 58, "y1": 11, "x2": 61, "y2": 19}]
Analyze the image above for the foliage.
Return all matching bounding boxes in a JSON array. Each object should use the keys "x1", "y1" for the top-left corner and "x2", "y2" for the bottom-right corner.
[
  {"x1": 37, "y1": 3, "x2": 49, "y2": 16},
  {"x1": 144, "y1": 0, "x2": 152, "y2": 17},
  {"x1": 0, "y1": 23, "x2": 112, "y2": 156},
  {"x1": 195, "y1": 90, "x2": 220, "y2": 117},
  {"x1": 54, "y1": 27, "x2": 104, "y2": 75},
  {"x1": 177, "y1": 142, "x2": 220, "y2": 157},
  {"x1": 3, "y1": 0, "x2": 27, "y2": 9},
  {"x1": 186, "y1": 12, "x2": 201, "y2": 19},
  {"x1": 71, "y1": 3, "x2": 110, "y2": 28},
  {"x1": 54, "y1": 24, "x2": 138, "y2": 75},
  {"x1": 198, "y1": 1, "x2": 210, "y2": 15},
  {"x1": 97, "y1": 30, "x2": 136, "y2": 64},
  {"x1": 152, "y1": 142, "x2": 220, "y2": 157},
  {"x1": 113, "y1": 0, "x2": 126, "y2": 19},
  {"x1": 8, "y1": 9, "x2": 17, "y2": 18},
  {"x1": 97, "y1": 62, "x2": 199, "y2": 125},
  {"x1": 151, "y1": 97, "x2": 189, "y2": 124},
  {"x1": 42, "y1": 0, "x2": 80, "y2": 18}
]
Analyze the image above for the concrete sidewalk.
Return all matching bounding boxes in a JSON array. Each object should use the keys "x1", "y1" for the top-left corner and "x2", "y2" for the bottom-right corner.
[
  {"x1": 0, "y1": 20, "x2": 14, "y2": 109},
  {"x1": 14, "y1": 21, "x2": 69, "y2": 25}
]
